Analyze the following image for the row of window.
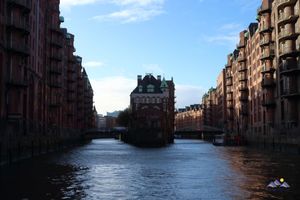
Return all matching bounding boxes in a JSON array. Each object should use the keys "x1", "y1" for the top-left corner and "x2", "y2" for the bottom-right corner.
[
  {"x1": 138, "y1": 84, "x2": 155, "y2": 93},
  {"x1": 134, "y1": 97, "x2": 165, "y2": 104}
]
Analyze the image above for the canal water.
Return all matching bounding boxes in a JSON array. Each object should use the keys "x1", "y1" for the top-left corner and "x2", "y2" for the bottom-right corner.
[{"x1": 1, "y1": 139, "x2": 300, "y2": 200}]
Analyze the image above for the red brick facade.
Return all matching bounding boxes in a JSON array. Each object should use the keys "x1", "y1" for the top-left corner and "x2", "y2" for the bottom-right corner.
[
  {"x1": 176, "y1": 0, "x2": 300, "y2": 149},
  {"x1": 0, "y1": 0, "x2": 95, "y2": 164},
  {"x1": 127, "y1": 74, "x2": 175, "y2": 146}
]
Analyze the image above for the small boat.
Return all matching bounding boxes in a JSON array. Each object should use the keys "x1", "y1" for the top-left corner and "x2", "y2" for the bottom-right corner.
[{"x1": 213, "y1": 134, "x2": 225, "y2": 146}]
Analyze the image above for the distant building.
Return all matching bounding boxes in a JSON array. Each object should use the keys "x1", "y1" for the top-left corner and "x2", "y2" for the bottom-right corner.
[
  {"x1": 175, "y1": 104, "x2": 202, "y2": 132},
  {"x1": 126, "y1": 74, "x2": 175, "y2": 146},
  {"x1": 105, "y1": 116, "x2": 117, "y2": 130},
  {"x1": 97, "y1": 114, "x2": 106, "y2": 128},
  {"x1": 107, "y1": 111, "x2": 121, "y2": 118}
]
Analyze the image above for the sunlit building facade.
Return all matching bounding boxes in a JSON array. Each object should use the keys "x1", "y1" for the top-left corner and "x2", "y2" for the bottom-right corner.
[{"x1": 200, "y1": 0, "x2": 300, "y2": 150}]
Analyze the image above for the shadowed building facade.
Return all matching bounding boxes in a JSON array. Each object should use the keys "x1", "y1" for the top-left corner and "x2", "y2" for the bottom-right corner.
[{"x1": 0, "y1": 0, "x2": 95, "y2": 165}]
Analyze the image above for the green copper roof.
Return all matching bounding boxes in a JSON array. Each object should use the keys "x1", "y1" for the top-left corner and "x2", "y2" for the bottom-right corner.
[{"x1": 160, "y1": 77, "x2": 168, "y2": 88}]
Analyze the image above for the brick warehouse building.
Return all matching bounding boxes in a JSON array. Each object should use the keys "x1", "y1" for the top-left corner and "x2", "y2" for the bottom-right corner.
[
  {"x1": 225, "y1": 0, "x2": 300, "y2": 150},
  {"x1": 126, "y1": 74, "x2": 175, "y2": 146},
  {"x1": 175, "y1": 104, "x2": 203, "y2": 132},
  {"x1": 176, "y1": 0, "x2": 300, "y2": 151},
  {"x1": 0, "y1": 0, "x2": 95, "y2": 164}
]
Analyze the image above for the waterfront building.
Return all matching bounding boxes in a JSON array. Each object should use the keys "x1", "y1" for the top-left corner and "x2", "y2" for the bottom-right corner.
[
  {"x1": 216, "y1": 69, "x2": 227, "y2": 130},
  {"x1": 0, "y1": 0, "x2": 96, "y2": 164},
  {"x1": 175, "y1": 104, "x2": 202, "y2": 132},
  {"x1": 202, "y1": 88, "x2": 218, "y2": 128},
  {"x1": 201, "y1": 0, "x2": 300, "y2": 150},
  {"x1": 127, "y1": 74, "x2": 175, "y2": 146}
]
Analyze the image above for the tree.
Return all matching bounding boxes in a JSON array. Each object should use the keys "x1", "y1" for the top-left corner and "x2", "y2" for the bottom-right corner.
[{"x1": 116, "y1": 108, "x2": 130, "y2": 127}]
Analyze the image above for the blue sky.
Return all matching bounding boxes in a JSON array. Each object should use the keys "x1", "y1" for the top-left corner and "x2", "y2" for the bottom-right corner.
[{"x1": 60, "y1": 0, "x2": 261, "y2": 115}]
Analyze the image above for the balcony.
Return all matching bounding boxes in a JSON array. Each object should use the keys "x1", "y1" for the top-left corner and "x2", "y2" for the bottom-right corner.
[
  {"x1": 7, "y1": 78, "x2": 28, "y2": 88},
  {"x1": 226, "y1": 72, "x2": 233, "y2": 79},
  {"x1": 278, "y1": 14, "x2": 299, "y2": 26},
  {"x1": 259, "y1": 25, "x2": 272, "y2": 33},
  {"x1": 50, "y1": 23, "x2": 62, "y2": 33},
  {"x1": 260, "y1": 50, "x2": 275, "y2": 60},
  {"x1": 77, "y1": 82, "x2": 84, "y2": 88},
  {"x1": 226, "y1": 78, "x2": 233, "y2": 86},
  {"x1": 261, "y1": 98, "x2": 276, "y2": 107},
  {"x1": 67, "y1": 87, "x2": 75, "y2": 94},
  {"x1": 8, "y1": 0, "x2": 31, "y2": 12},
  {"x1": 226, "y1": 87, "x2": 233, "y2": 93},
  {"x1": 67, "y1": 95, "x2": 76, "y2": 102},
  {"x1": 281, "y1": 88, "x2": 300, "y2": 98},
  {"x1": 228, "y1": 116, "x2": 234, "y2": 121},
  {"x1": 239, "y1": 94, "x2": 248, "y2": 101},
  {"x1": 49, "y1": 98, "x2": 61, "y2": 107},
  {"x1": 262, "y1": 78, "x2": 275, "y2": 88},
  {"x1": 238, "y1": 74, "x2": 247, "y2": 81},
  {"x1": 278, "y1": 29, "x2": 300, "y2": 42},
  {"x1": 238, "y1": 64, "x2": 247, "y2": 72},
  {"x1": 240, "y1": 107, "x2": 248, "y2": 116},
  {"x1": 7, "y1": 41, "x2": 30, "y2": 56},
  {"x1": 279, "y1": 47, "x2": 300, "y2": 59},
  {"x1": 48, "y1": 79, "x2": 62, "y2": 88},
  {"x1": 277, "y1": 0, "x2": 297, "y2": 10},
  {"x1": 67, "y1": 78, "x2": 76, "y2": 83},
  {"x1": 259, "y1": 38, "x2": 272, "y2": 47},
  {"x1": 49, "y1": 65, "x2": 62, "y2": 74},
  {"x1": 225, "y1": 63, "x2": 232, "y2": 68},
  {"x1": 237, "y1": 55, "x2": 246, "y2": 62},
  {"x1": 280, "y1": 62, "x2": 300, "y2": 75},
  {"x1": 239, "y1": 85, "x2": 248, "y2": 91},
  {"x1": 6, "y1": 17, "x2": 30, "y2": 34},
  {"x1": 67, "y1": 67, "x2": 76, "y2": 73},
  {"x1": 68, "y1": 57, "x2": 76, "y2": 63},
  {"x1": 49, "y1": 103, "x2": 61, "y2": 108},
  {"x1": 237, "y1": 43, "x2": 245, "y2": 49},
  {"x1": 50, "y1": 53, "x2": 63, "y2": 61},
  {"x1": 261, "y1": 65, "x2": 275, "y2": 74},
  {"x1": 227, "y1": 102, "x2": 234, "y2": 109},
  {"x1": 50, "y1": 37, "x2": 63, "y2": 48},
  {"x1": 257, "y1": 4, "x2": 271, "y2": 15}
]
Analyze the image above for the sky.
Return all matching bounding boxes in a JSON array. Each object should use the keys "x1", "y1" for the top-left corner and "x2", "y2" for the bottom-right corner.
[{"x1": 59, "y1": 0, "x2": 261, "y2": 115}]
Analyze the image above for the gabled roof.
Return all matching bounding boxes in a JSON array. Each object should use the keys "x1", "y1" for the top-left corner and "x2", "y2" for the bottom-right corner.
[{"x1": 131, "y1": 74, "x2": 163, "y2": 94}]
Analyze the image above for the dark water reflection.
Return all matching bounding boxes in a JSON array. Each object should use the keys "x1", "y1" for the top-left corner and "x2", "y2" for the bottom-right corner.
[{"x1": 1, "y1": 139, "x2": 300, "y2": 200}]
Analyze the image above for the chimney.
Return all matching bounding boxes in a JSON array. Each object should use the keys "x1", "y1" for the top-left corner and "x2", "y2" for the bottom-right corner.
[
  {"x1": 157, "y1": 75, "x2": 161, "y2": 81},
  {"x1": 137, "y1": 75, "x2": 142, "y2": 85}
]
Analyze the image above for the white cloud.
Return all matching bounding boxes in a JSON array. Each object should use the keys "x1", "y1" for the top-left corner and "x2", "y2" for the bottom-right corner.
[
  {"x1": 60, "y1": 0, "x2": 98, "y2": 8},
  {"x1": 112, "y1": 0, "x2": 165, "y2": 6},
  {"x1": 204, "y1": 35, "x2": 239, "y2": 45},
  {"x1": 92, "y1": 0, "x2": 165, "y2": 23},
  {"x1": 175, "y1": 84, "x2": 206, "y2": 109},
  {"x1": 83, "y1": 61, "x2": 105, "y2": 68},
  {"x1": 219, "y1": 23, "x2": 242, "y2": 31},
  {"x1": 142, "y1": 64, "x2": 164, "y2": 74},
  {"x1": 93, "y1": 7, "x2": 164, "y2": 23},
  {"x1": 201, "y1": 22, "x2": 242, "y2": 47},
  {"x1": 90, "y1": 76, "x2": 206, "y2": 115},
  {"x1": 61, "y1": 0, "x2": 165, "y2": 23},
  {"x1": 90, "y1": 76, "x2": 136, "y2": 115}
]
